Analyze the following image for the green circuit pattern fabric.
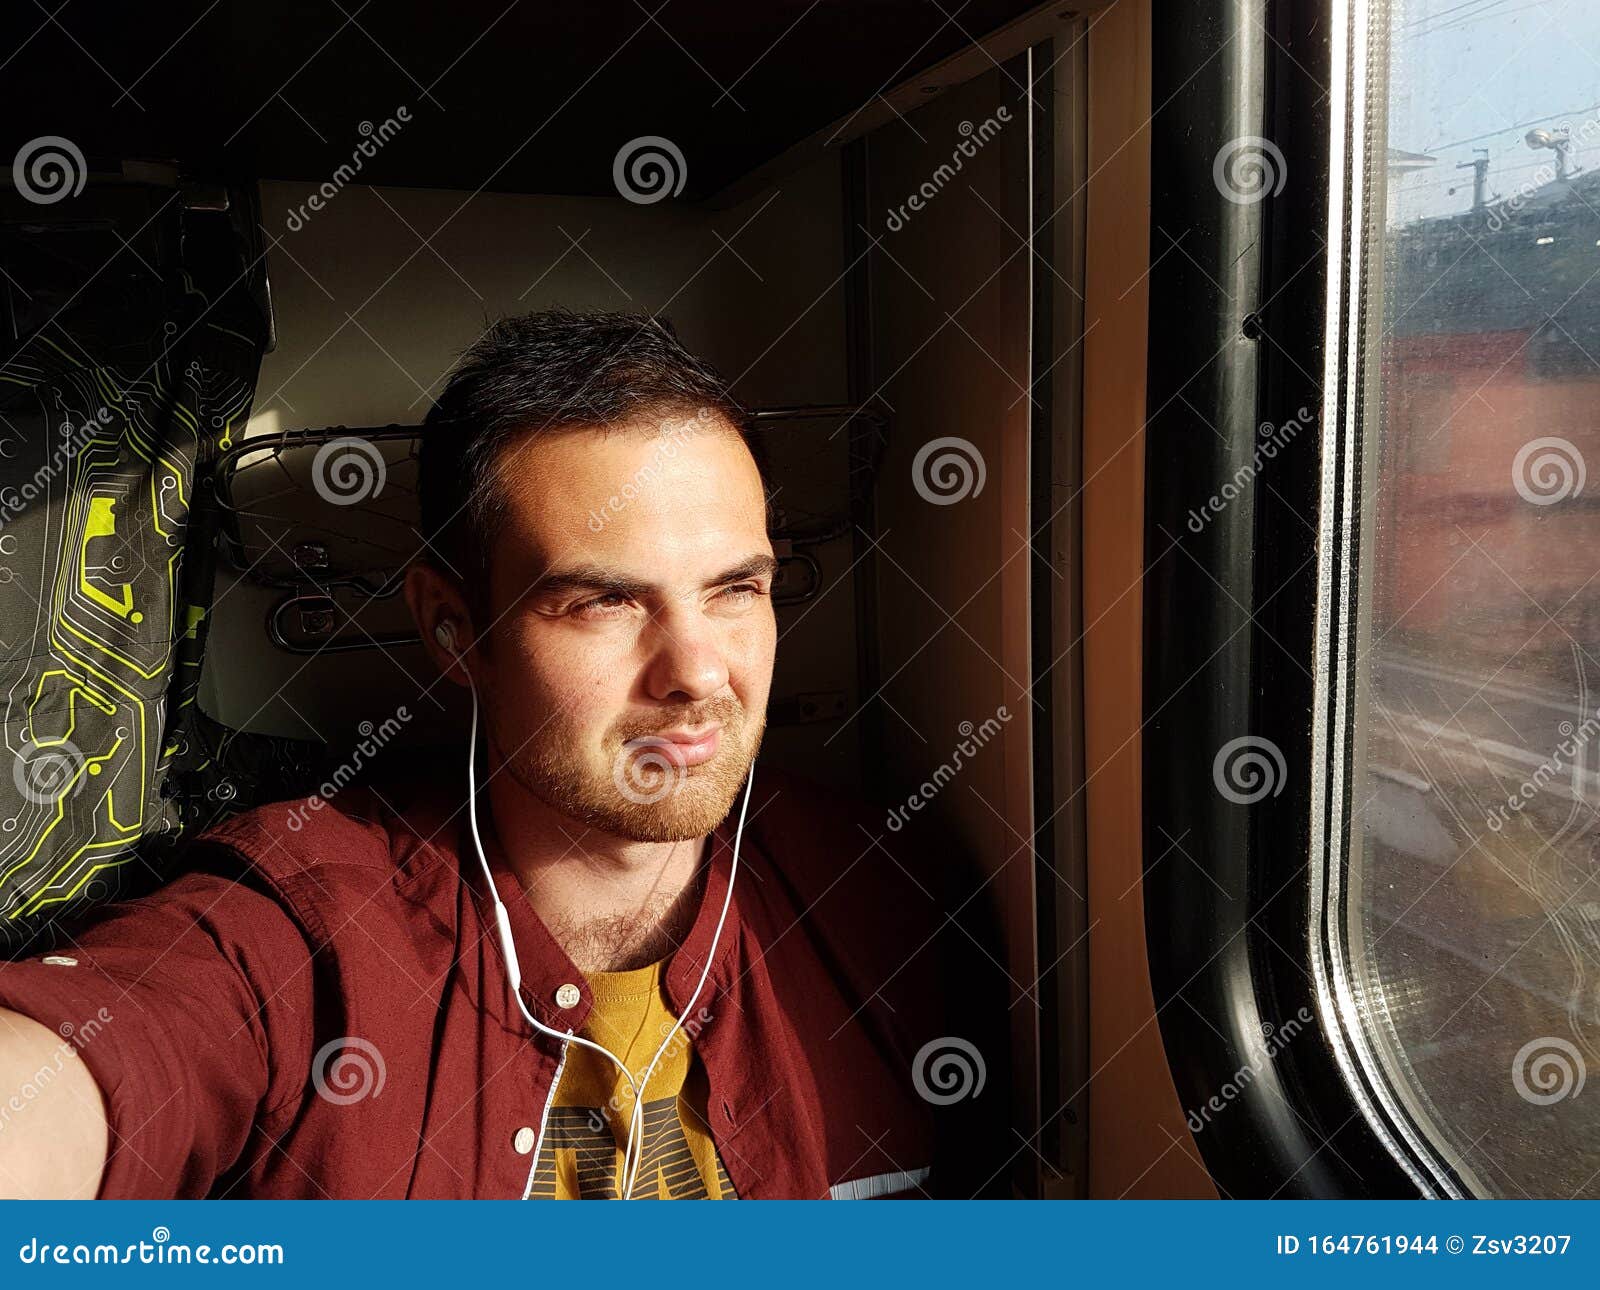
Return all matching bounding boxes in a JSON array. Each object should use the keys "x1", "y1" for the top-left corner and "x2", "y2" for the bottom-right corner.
[{"x1": 0, "y1": 203, "x2": 268, "y2": 957}]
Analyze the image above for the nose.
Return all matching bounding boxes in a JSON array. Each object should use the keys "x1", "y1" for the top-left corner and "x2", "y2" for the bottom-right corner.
[{"x1": 641, "y1": 602, "x2": 730, "y2": 705}]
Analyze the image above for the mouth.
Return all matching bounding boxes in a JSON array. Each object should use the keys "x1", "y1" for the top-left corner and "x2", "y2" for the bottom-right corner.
[{"x1": 627, "y1": 724, "x2": 722, "y2": 768}]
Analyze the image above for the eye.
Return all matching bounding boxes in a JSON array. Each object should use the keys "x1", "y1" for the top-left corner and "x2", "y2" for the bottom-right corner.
[
  {"x1": 572, "y1": 592, "x2": 633, "y2": 618},
  {"x1": 719, "y1": 583, "x2": 767, "y2": 605}
]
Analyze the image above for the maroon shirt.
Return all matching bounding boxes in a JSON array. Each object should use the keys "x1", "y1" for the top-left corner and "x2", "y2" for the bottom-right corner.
[{"x1": 0, "y1": 762, "x2": 1003, "y2": 1198}]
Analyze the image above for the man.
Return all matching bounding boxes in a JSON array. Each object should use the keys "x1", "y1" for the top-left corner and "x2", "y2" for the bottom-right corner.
[{"x1": 0, "y1": 309, "x2": 1005, "y2": 1199}]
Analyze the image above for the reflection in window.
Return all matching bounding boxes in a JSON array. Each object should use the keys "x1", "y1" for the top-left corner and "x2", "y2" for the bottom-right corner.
[{"x1": 1339, "y1": 0, "x2": 1600, "y2": 1197}]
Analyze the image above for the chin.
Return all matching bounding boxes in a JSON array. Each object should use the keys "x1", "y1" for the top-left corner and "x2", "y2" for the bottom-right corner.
[
  {"x1": 509, "y1": 723, "x2": 764, "y2": 843},
  {"x1": 598, "y1": 780, "x2": 745, "y2": 842}
]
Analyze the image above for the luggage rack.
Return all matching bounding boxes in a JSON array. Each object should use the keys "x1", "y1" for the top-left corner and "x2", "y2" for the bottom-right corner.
[{"x1": 212, "y1": 405, "x2": 887, "y2": 655}]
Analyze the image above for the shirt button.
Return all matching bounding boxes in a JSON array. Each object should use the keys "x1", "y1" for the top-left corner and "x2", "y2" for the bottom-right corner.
[
  {"x1": 513, "y1": 1126, "x2": 537, "y2": 1155},
  {"x1": 41, "y1": 955, "x2": 77, "y2": 966},
  {"x1": 554, "y1": 983, "x2": 581, "y2": 1009}
]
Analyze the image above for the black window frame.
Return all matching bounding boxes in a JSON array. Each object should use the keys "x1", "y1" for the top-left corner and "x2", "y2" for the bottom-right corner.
[{"x1": 1140, "y1": 0, "x2": 1426, "y2": 1200}]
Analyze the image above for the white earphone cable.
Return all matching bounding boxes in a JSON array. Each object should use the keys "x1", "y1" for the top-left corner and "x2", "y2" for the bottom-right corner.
[
  {"x1": 620, "y1": 745, "x2": 750, "y2": 1198},
  {"x1": 450, "y1": 633, "x2": 748, "y2": 1199}
]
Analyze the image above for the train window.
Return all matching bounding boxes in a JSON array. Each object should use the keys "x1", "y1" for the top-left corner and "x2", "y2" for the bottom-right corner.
[{"x1": 1315, "y1": 0, "x2": 1600, "y2": 1197}]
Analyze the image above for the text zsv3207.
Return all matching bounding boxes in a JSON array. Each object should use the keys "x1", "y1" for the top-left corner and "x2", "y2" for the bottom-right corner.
[{"x1": 1276, "y1": 1234, "x2": 1572, "y2": 1255}]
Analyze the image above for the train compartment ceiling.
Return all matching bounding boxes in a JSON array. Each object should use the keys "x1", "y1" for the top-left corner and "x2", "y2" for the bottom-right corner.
[{"x1": 1, "y1": 0, "x2": 1049, "y2": 203}]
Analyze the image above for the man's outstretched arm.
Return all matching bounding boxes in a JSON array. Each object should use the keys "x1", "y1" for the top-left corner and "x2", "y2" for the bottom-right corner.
[
  {"x1": 0, "y1": 1006, "x2": 108, "y2": 1198},
  {"x1": 0, "y1": 851, "x2": 315, "y2": 1199}
]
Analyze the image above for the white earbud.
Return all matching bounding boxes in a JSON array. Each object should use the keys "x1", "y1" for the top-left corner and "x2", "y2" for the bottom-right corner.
[
  {"x1": 457, "y1": 648, "x2": 752, "y2": 1199},
  {"x1": 434, "y1": 621, "x2": 457, "y2": 651}
]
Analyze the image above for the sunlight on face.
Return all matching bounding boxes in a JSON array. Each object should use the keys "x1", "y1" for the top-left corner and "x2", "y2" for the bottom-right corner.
[{"x1": 476, "y1": 411, "x2": 776, "y2": 841}]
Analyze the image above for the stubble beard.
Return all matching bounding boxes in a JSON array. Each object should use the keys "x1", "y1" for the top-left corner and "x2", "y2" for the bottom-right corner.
[{"x1": 490, "y1": 707, "x2": 766, "y2": 843}]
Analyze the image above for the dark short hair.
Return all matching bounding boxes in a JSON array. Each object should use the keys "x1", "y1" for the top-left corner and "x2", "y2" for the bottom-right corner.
[{"x1": 418, "y1": 308, "x2": 769, "y2": 607}]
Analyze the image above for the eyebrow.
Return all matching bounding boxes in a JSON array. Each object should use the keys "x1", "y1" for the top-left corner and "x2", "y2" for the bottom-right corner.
[{"x1": 530, "y1": 553, "x2": 780, "y2": 600}]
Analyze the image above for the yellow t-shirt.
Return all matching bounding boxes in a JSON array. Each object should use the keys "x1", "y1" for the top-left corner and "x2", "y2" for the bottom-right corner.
[{"x1": 525, "y1": 959, "x2": 737, "y2": 1199}]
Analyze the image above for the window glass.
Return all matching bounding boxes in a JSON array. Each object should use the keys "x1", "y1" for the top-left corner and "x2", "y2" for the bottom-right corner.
[{"x1": 1347, "y1": 0, "x2": 1600, "y2": 1197}]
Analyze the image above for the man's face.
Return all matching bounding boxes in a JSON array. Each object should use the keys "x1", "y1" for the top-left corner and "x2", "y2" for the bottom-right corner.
[{"x1": 471, "y1": 412, "x2": 776, "y2": 843}]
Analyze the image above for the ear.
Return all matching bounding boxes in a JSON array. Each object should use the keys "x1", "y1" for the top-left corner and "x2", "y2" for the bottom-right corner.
[{"x1": 404, "y1": 562, "x2": 475, "y2": 686}]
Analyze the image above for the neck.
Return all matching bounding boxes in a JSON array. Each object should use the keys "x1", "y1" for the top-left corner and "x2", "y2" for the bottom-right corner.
[{"x1": 482, "y1": 757, "x2": 709, "y2": 974}]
